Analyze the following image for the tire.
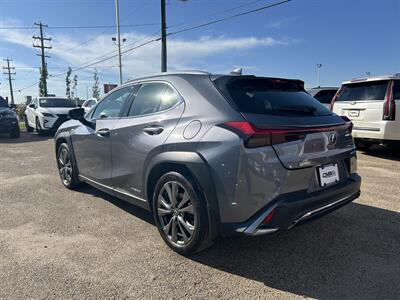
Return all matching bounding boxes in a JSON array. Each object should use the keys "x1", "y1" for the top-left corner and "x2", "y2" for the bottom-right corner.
[
  {"x1": 56, "y1": 143, "x2": 81, "y2": 189},
  {"x1": 9, "y1": 126, "x2": 20, "y2": 138},
  {"x1": 25, "y1": 116, "x2": 34, "y2": 132},
  {"x1": 355, "y1": 139, "x2": 372, "y2": 150},
  {"x1": 152, "y1": 171, "x2": 213, "y2": 255},
  {"x1": 35, "y1": 117, "x2": 45, "y2": 136}
]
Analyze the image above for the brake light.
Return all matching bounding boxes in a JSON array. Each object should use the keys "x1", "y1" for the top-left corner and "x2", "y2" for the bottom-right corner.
[
  {"x1": 340, "y1": 115, "x2": 353, "y2": 133},
  {"x1": 383, "y1": 81, "x2": 396, "y2": 120},
  {"x1": 222, "y1": 121, "x2": 351, "y2": 148},
  {"x1": 330, "y1": 88, "x2": 342, "y2": 111}
]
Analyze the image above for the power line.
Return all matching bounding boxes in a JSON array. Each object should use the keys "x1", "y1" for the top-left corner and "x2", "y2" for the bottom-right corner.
[
  {"x1": 168, "y1": 0, "x2": 292, "y2": 36},
  {"x1": 0, "y1": 23, "x2": 159, "y2": 30}
]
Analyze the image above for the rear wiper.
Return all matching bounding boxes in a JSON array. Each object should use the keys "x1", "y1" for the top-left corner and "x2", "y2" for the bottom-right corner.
[{"x1": 275, "y1": 105, "x2": 317, "y2": 115}]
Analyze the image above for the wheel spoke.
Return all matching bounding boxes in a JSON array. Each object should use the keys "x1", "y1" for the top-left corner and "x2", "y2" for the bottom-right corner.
[
  {"x1": 159, "y1": 196, "x2": 171, "y2": 210},
  {"x1": 171, "y1": 217, "x2": 178, "y2": 242},
  {"x1": 178, "y1": 191, "x2": 190, "y2": 209},
  {"x1": 177, "y1": 220, "x2": 189, "y2": 243},
  {"x1": 158, "y1": 208, "x2": 172, "y2": 217},
  {"x1": 179, "y1": 204, "x2": 194, "y2": 214},
  {"x1": 163, "y1": 217, "x2": 173, "y2": 235},
  {"x1": 178, "y1": 215, "x2": 194, "y2": 235}
]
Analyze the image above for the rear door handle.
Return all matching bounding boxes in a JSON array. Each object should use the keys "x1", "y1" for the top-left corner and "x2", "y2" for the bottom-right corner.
[
  {"x1": 143, "y1": 125, "x2": 164, "y2": 135},
  {"x1": 96, "y1": 128, "x2": 111, "y2": 137}
]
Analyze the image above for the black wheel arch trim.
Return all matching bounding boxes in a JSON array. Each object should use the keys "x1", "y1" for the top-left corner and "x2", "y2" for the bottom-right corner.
[
  {"x1": 54, "y1": 131, "x2": 80, "y2": 183},
  {"x1": 144, "y1": 151, "x2": 221, "y2": 240}
]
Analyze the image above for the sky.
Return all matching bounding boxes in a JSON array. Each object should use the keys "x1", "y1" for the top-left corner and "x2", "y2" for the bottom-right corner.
[{"x1": 0, "y1": 0, "x2": 399, "y2": 103}]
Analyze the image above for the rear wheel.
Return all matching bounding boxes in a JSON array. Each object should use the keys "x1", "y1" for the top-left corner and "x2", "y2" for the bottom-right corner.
[
  {"x1": 25, "y1": 116, "x2": 34, "y2": 132},
  {"x1": 35, "y1": 117, "x2": 45, "y2": 136},
  {"x1": 152, "y1": 172, "x2": 213, "y2": 255},
  {"x1": 57, "y1": 143, "x2": 81, "y2": 189}
]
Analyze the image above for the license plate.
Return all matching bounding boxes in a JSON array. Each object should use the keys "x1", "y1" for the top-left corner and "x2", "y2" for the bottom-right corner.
[
  {"x1": 318, "y1": 163, "x2": 339, "y2": 187},
  {"x1": 348, "y1": 110, "x2": 359, "y2": 117}
]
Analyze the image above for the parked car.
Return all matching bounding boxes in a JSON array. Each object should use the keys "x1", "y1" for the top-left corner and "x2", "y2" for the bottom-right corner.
[
  {"x1": 55, "y1": 71, "x2": 361, "y2": 254},
  {"x1": 25, "y1": 97, "x2": 76, "y2": 136},
  {"x1": 308, "y1": 87, "x2": 339, "y2": 109},
  {"x1": 81, "y1": 98, "x2": 98, "y2": 113},
  {"x1": 331, "y1": 74, "x2": 400, "y2": 149},
  {"x1": 0, "y1": 96, "x2": 20, "y2": 138}
]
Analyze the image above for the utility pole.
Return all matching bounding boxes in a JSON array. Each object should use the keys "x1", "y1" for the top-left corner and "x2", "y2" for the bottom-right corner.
[
  {"x1": 33, "y1": 22, "x2": 52, "y2": 96},
  {"x1": 161, "y1": 0, "x2": 167, "y2": 72},
  {"x1": 316, "y1": 63, "x2": 322, "y2": 87},
  {"x1": 115, "y1": 0, "x2": 123, "y2": 84},
  {"x1": 2, "y1": 58, "x2": 16, "y2": 105}
]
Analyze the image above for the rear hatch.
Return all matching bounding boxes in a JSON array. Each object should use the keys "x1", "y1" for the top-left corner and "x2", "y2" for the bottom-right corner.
[
  {"x1": 213, "y1": 76, "x2": 354, "y2": 170},
  {"x1": 332, "y1": 80, "x2": 392, "y2": 128}
]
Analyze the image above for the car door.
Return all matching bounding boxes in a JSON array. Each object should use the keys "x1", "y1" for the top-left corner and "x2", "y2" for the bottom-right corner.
[
  {"x1": 111, "y1": 82, "x2": 184, "y2": 203},
  {"x1": 71, "y1": 86, "x2": 134, "y2": 187}
]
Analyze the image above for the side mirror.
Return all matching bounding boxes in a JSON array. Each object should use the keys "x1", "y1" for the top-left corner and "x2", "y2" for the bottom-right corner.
[
  {"x1": 69, "y1": 108, "x2": 93, "y2": 128},
  {"x1": 29, "y1": 103, "x2": 35, "y2": 108}
]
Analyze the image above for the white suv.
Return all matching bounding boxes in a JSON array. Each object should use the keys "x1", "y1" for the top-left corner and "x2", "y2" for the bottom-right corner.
[
  {"x1": 331, "y1": 74, "x2": 400, "y2": 149},
  {"x1": 25, "y1": 97, "x2": 77, "y2": 135}
]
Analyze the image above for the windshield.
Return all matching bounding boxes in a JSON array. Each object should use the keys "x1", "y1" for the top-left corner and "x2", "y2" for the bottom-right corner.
[
  {"x1": 336, "y1": 81, "x2": 389, "y2": 101},
  {"x1": 0, "y1": 97, "x2": 9, "y2": 108},
  {"x1": 213, "y1": 76, "x2": 331, "y2": 116},
  {"x1": 39, "y1": 98, "x2": 76, "y2": 108}
]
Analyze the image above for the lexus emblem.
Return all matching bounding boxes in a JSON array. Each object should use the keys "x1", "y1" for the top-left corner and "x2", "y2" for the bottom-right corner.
[{"x1": 328, "y1": 133, "x2": 337, "y2": 145}]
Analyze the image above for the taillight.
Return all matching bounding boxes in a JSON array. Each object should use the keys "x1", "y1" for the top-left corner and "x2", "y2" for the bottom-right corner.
[
  {"x1": 383, "y1": 81, "x2": 396, "y2": 120},
  {"x1": 330, "y1": 88, "x2": 342, "y2": 111},
  {"x1": 340, "y1": 115, "x2": 353, "y2": 133},
  {"x1": 222, "y1": 121, "x2": 351, "y2": 148}
]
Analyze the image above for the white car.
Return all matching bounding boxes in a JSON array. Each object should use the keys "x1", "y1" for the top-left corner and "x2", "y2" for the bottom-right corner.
[
  {"x1": 81, "y1": 98, "x2": 98, "y2": 113},
  {"x1": 308, "y1": 87, "x2": 338, "y2": 109},
  {"x1": 331, "y1": 74, "x2": 400, "y2": 149},
  {"x1": 25, "y1": 97, "x2": 77, "y2": 135}
]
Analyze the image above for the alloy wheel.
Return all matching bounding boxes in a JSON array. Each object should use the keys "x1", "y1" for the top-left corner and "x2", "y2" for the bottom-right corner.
[
  {"x1": 157, "y1": 181, "x2": 196, "y2": 245},
  {"x1": 58, "y1": 147, "x2": 73, "y2": 186}
]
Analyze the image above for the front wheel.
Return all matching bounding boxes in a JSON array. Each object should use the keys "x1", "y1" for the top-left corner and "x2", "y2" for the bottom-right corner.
[
  {"x1": 35, "y1": 118, "x2": 45, "y2": 136},
  {"x1": 9, "y1": 126, "x2": 20, "y2": 138},
  {"x1": 25, "y1": 116, "x2": 34, "y2": 132},
  {"x1": 152, "y1": 172, "x2": 213, "y2": 255},
  {"x1": 57, "y1": 143, "x2": 81, "y2": 189}
]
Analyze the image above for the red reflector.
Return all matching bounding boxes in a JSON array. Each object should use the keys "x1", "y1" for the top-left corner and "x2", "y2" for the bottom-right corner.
[{"x1": 261, "y1": 208, "x2": 276, "y2": 225}]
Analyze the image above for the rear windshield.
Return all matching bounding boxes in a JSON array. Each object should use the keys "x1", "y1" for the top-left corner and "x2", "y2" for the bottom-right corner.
[
  {"x1": 40, "y1": 98, "x2": 76, "y2": 108},
  {"x1": 213, "y1": 76, "x2": 331, "y2": 116},
  {"x1": 336, "y1": 81, "x2": 389, "y2": 101},
  {"x1": 0, "y1": 97, "x2": 8, "y2": 108},
  {"x1": 314, "y1": 89, "x2": 338, "y2": 104}
]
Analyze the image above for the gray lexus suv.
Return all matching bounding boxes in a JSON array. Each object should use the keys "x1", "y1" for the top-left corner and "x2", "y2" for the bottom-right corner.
[{"x1": 54, "y1": 71, "x2": 361, "y2": 254}]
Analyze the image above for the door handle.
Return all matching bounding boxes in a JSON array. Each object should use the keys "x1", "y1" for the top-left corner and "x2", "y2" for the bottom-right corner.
[
  {"x1": 96, "y1": 128, "x2": 111, "y2": 137},
  {"x1": 143, "y1": 125, "x2": 164, "y2": 135}
]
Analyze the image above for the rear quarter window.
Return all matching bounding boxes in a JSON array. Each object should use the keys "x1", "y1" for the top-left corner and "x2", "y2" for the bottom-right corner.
[{"x1": 314, "y1": 90, "x2": 338, "y2": 104}]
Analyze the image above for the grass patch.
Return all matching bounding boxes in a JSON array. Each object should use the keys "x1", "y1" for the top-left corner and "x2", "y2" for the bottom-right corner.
[{"x1": 19, "y1": 122, "x2": 26, "y2": 130}]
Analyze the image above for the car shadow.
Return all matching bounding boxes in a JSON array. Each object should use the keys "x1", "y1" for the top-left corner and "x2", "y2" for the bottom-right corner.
[
  {"x1": 0, "y1": 131, "x2": 52, "y2": 143},
  {"x1": 358, "y1": 146, "x2": 400, "y2": 162},
  {"x1": 73, "y1": 185, "x2": 400, "y2": 298}
]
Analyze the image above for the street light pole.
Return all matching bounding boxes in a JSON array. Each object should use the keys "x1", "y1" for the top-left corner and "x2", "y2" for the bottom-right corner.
[
  {"x1": 161, "y1": 0, "x2": 167, "y2": 72},
  {"x1": 316, "y1": 64, "x2": 322, "y2": 87},
  {"x1": 115, "y1": 0, "x2": 123, "y2": 84}
]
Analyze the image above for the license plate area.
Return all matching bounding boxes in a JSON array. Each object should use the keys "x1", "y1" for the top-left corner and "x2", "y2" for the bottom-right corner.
[
  {"x1": 318, "y1": 163, "x2": 339, "y2": 187},
  {"x1": 348, "y1": 110, "x2": 360, "y2": 117}
]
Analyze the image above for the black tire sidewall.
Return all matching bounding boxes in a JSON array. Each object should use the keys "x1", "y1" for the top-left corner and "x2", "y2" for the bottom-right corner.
[
  {"x1": 10, "y1": 126, "x2": 20, "y2": 138},
  {"x1": 152, "y1": 171, "x2": 209, "y2": 255},
  {"x1": 36, "y1": 118, "x2": 44, "y2": 136},
  {"x1": 25, "y1": 116, "x2": 33, "y2": 132}
]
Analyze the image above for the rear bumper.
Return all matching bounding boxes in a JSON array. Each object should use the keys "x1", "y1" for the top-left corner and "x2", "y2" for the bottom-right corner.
[
  {"x1": 222, "y1": 174, "x2": 361, "y2": 236},
  {"x1": 352, "y1": 121, "x2": 400, "y2": 141}
]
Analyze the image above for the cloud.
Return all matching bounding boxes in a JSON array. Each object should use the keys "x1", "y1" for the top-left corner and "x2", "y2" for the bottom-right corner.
[
  {"x1": 0, "y1": 20, "x2": 294, "y2": 100},
  {"x1": 267, "y1": 17, "x2": 297, "y2": 28}
]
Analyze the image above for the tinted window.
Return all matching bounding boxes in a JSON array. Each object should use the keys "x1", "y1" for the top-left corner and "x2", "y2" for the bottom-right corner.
[
  {"x1": 39, "y1": 98, "x2": 76, "y2": 108},
  {"x1": 214, "y1": 76, "x2": 331, "y2": 116},
  {"x1": 92, "y1": 86, "x2": 133, "y2": 119},
  {"x1": 128, "y1": 83, "x2": 179, "y2": 117},
  {"x1": 393, "y1": 81, "x2": 400, "y2": 100},
  {"x1": 336, "y1": 81, "x2": 389, "y2": 101},
  {"x1": 314, "y1": 89, "x2": 338, "y2": 104},
  {"x1": 0, "y1": 97, "x2": 8, "y2": 107}
]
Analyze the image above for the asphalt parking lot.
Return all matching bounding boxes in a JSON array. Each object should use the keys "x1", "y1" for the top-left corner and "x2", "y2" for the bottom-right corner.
[{"x1": 0, "y1": 132, "x2": 399, "y2": 299}]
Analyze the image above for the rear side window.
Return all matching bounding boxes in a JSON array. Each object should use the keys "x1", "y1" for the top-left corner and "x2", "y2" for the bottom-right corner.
[
  {"x1": 128, "y1": 82, "x2": 180, "y2": 117},
  {"x1": 213, "y1": 76, "x2": 331, "y2": 116},
  {"x1": 393, "y1": 81, "x2": 400, "y2": 100},
  {"x1": 314, "y1": 89, "x2": 338, "y2": 104},
  {"x1": 336, "y1": 81, "x2": 389, "y2": 101}
]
